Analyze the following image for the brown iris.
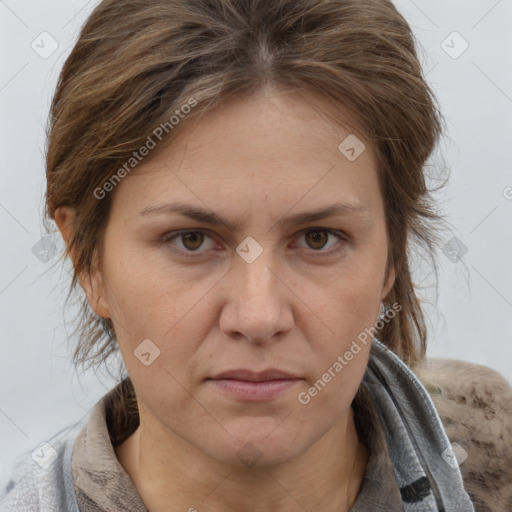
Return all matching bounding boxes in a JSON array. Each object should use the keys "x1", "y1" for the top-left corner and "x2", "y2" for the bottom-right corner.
[
  {"x1": 181, "y1": 232, "x2": 204, "y2": 251},
  {"x1": 304, "y1": 230, "x2": 329, "y2": 250}
]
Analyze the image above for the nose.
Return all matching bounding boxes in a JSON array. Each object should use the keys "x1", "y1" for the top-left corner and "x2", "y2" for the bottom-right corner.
[{"x1": 219, "y1": 246, "x2": 294, "y2": 344}]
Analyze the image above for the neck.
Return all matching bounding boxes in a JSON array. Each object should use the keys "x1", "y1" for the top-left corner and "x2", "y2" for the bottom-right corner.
[{"x1": 116, "y1": 405, "x2": 367, "y2": 512}]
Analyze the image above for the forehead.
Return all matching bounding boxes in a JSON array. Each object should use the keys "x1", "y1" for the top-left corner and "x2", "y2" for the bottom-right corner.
[{"x1": 112, "y1": 88, "x2": 381, "y2": 217}]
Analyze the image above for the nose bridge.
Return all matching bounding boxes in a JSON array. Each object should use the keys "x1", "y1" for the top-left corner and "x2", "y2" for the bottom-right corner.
[
  {"x1": 225, "y1": 238, "x2": 291, "y2": 341},
  {"x1": 236, "y1": 238, "x2": 278, "y2": 308}
]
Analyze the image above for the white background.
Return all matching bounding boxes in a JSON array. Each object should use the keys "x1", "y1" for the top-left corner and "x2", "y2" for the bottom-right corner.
[{"x1": 1, "y1": 0, "x2": 511, "y2": 484}]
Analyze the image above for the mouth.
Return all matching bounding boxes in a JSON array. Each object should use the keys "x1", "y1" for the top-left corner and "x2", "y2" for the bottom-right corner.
[{"x1": 207, "y1": 368, "x2": 302, "y2": 401}]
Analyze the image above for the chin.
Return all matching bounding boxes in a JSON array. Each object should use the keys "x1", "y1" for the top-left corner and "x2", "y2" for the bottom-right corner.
[{"x1": 204, "y1": 424, "x2": 308, "y2": 468}]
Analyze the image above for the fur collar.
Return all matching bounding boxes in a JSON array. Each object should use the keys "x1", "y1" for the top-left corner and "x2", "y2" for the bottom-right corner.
[{"x1": 414, "y1": 358, "x2": 512, "y2": 512}]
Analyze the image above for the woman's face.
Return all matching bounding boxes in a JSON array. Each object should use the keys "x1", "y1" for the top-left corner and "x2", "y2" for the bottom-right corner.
[{"x1": 84, "y1": 88, "x2": 394, "y2": 467}]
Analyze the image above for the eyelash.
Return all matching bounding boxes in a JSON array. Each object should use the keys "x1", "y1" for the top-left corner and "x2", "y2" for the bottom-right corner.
[{"x1": 160, "y1": 228, "x2": 349, "y2": 259}]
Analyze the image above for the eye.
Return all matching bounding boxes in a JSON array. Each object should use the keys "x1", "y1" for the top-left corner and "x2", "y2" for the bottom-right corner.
[
  {"x1": 162, "y1": 230, "x2": 216, "y2": 253},
  {"x1": 294, "y1": 228, "x2": 347, "y2": 255},
  {"x1": 161, "y1": 228, "x2": 348, "y2": 258}
]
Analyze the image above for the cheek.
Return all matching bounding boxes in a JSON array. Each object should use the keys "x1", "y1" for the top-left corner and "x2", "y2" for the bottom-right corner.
[
  {"x1": 101, "y1": 239, "x2": 188, "y2": 327},
  {"x1": 302, "y1": 290, "x2": 376, "y2": 414},
  {"x1": 326, "y1": 263, "x2": 384, "y2": 331},
  {"x1": 100, "y1": 249, "x2": 214, "y2": 381},
  {"x1": 301, "y1": 266, "x2": 384, "y2": 388}
]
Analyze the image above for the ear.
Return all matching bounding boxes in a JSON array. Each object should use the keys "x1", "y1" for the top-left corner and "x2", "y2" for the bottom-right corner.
[
  {"x1": 381, "y1": 263, "x2": 396, "y2": 302},
  {"x1": 54, "y1": 206, "x2": 111, "y2": 319}
]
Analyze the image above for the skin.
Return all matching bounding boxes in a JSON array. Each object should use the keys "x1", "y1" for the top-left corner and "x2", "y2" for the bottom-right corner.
[{"x1": 55, "y1": 86, "x2": 395, "y2": 512}]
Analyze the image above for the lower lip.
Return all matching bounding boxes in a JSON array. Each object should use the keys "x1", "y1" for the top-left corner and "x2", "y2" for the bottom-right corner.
[{"x1": 208, "y1": 379, "x2": 301, "y2": 401}]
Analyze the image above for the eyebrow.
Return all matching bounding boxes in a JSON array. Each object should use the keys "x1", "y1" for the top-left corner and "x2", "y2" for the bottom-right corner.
[{"x1": 138, "y1": 201, "x2": 370, "y2": 231}]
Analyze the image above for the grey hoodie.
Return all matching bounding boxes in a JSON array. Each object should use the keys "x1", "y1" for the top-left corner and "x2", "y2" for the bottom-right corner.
[{"x1": 0, "y1": 338, "x2": 475, "y2": 511}]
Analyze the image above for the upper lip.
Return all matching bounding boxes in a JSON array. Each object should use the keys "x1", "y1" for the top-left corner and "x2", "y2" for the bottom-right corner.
[{"x1": 209, "y1": 369, "x2": 300, "y2": 381}]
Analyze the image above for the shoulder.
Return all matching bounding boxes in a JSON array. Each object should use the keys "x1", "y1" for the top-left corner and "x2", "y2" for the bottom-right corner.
[
  {"x1": 0, "y1": 425, "x2": 82, "y2": 512},
  {"x1": 414, "y1": 358, "x2": 512, "y2": 512}
]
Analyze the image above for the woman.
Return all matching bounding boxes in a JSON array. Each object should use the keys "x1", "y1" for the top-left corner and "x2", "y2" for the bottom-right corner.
[{"x1": 1, "y1": 0, "x2": 510, "y2": 511}]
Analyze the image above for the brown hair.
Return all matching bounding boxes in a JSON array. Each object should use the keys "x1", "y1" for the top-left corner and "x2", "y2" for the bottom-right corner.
[{"x1": 44, "y1": 0, "x2": 447, "y2": 380}]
